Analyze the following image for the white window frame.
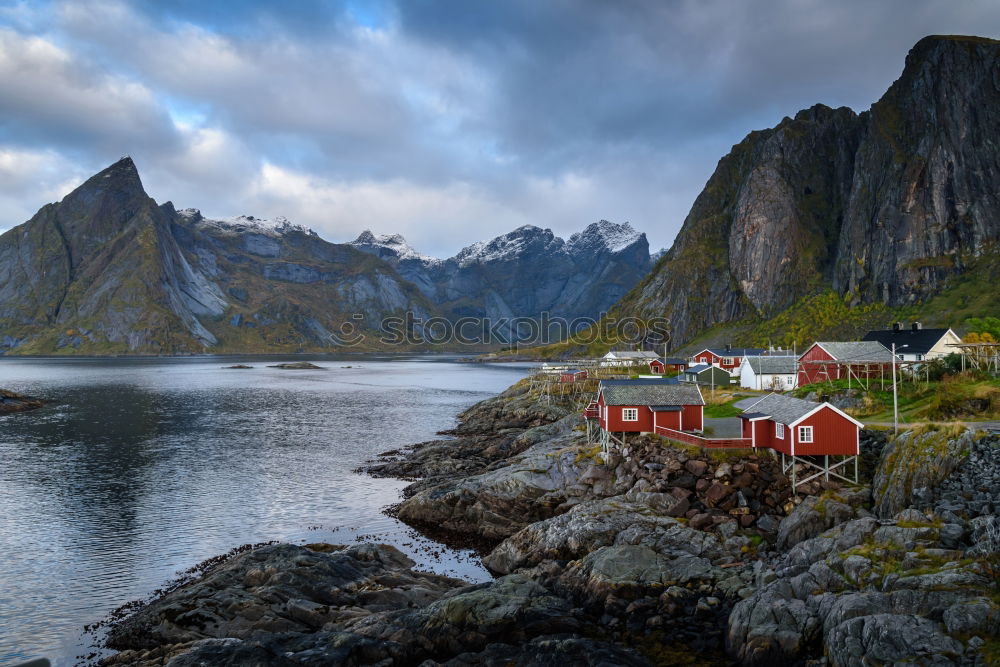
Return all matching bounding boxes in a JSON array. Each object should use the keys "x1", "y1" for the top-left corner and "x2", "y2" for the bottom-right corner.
[
  {"x1": 622, "y1": 408, "x2": 639, "y2": 422},
  {"x1": 798, "y1": 425, "x2": 814, "y2": 443},
  {"x1": 700, "y1": 356, "x2": 708, "y2": 363},
  {"x1": 723, "y1": 357, "x2": 735, "y2": 365},
  {"x1": 776, "y1": 423, "x2": 784, "y2": 439}
]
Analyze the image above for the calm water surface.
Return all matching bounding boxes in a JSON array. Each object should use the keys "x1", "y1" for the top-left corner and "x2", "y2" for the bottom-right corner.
[{"x1": 0, "y1": 356, "x2": 531, "y2": 665}]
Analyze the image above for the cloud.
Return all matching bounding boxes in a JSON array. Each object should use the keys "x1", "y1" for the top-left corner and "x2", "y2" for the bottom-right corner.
[{"x1": 1, "y1": 0, "x2": 1000, "y2": 252}]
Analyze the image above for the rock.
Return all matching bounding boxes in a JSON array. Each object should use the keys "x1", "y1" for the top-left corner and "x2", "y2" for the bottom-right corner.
[
  {"x1": 267, "y1": 361, "x2": 324, "y2": 369},
  {"x1": 756, "y1": 514, "x2": 780, "y2": 534},
  {"x1": 727, "y1": 583, "x2": 821, "y2": 666},
  {"x1": 483, "y1": 497, "x2": 725, "y2": 575},
  {"x1": 690, "y1": 513, "x2": 714, "y2": 530},
  {"x1": 105, "y1": 543, "x2": 466, "y2": 650},
  {"x1": 396, "y1": 425, "x2": 587, "y2": 540},
  {"x1": 555, "y1": 544, "x2": 720, "y2": 606},
  {"x1": 685, "y1": 459, "x2": 709, "y2": 476},
  {"x1": 943, "y1": 597, "x2": 1000, "y2": 637},
  {"x1": 824, "y1": 614, "x2": 964, "y2": 666},
  {"x1": 223, "y1": 364, "x2": 253, "y2": 369},
  {"x1": 871, "y1": 428, "x2": 976, "y2": 518},
  {"x1": 427, "y1": 635, "x2": 651, "y2": 666}
]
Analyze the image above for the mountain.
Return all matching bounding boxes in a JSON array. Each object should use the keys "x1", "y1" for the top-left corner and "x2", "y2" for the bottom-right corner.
[
  {"x1": 0, "y1": 160, "x2": 652, "y2": 354},
  {"x1": 350, "y1": 220, "x2": 651, "y2": 329},
  {"x1": 0, "y1": 158, "x2": 436, "y2": 354},
  {"x1": 613, "y1": 35, "x2": 1000, "y2": 349}
]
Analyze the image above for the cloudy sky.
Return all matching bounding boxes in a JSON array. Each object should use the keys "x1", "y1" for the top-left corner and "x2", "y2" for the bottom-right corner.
[{"x1": 1, "y1": 0, "x2": 999, "y2": 256}]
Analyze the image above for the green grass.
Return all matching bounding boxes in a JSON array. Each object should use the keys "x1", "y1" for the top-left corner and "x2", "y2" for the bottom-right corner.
[{"x1": 703, "y1": 401, "x2": 743, "y2": 418}]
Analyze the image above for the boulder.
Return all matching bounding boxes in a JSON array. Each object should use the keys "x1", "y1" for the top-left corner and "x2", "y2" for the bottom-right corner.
[{"x1": 824, "y1": 614, "x2": 964, "y2": 666}]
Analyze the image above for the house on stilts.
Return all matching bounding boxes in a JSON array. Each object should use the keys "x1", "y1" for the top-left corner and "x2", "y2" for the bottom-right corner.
[{"x1": 583, "y1": 379, "x2": 865, "y2": 493}]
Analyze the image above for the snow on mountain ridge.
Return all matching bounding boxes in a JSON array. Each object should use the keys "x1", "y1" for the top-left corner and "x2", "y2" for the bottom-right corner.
[
  {"x1": 567, "y1": 220, "x2": 643, "y2": 254},
  {"x1": 350, "y1": 229, "x2": 440, "y2": 263},
  {"x1": 183, "y1": 209, "x2": 316, "y2": 237}
]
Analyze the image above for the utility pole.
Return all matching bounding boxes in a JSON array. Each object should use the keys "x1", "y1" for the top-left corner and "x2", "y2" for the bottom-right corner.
[
  {"x1": 892, "y1": 343, "x2": 908, "y2": 434},
  {"x1": 892, "y1": 342, "x2": 898, "y2": 434}
]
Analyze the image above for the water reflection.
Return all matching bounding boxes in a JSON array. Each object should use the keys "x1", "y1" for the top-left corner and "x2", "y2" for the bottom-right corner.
[{"x1": 0, "y1": 356, "x2": 529, "y2": 665}]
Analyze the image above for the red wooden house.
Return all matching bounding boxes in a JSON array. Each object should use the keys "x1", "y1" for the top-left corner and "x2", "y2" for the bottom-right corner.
[
  {"x1": 596, "y1": 379, "x2": 704, "y2": 434},
  {"x1": 739, "y1": 393, "x2": 864, "y2": 456},
  {"x1": 690, "y1": 346, "x2": 764, "y2": 375},
  {"x1": 797, "y1": 341, "x2": 894, "y2": 386},
  {"x1": 649, "y1": 357, "x2": 687, "y2": 374},
  {"x1": 559, "y1": 369, "x2": 588, "y2": 383}
]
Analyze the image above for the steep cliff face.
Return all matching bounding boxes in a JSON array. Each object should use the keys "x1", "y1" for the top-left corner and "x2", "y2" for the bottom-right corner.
[
  {"x1": 0, "y1": 158, "x2": 436, "y2": 354},
  {"x1": 617, "y1": 35, "x2": 1000, "y2": 347},
  {"x1": 351, "y1": 220, "x2": 651, "y2": 325},
  {"x1": 835, "y1": 35, "x2": 1000, "y2": 304}
]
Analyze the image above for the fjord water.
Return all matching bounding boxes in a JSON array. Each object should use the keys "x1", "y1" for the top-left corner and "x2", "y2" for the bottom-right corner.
[{"x1": 0, "y1": 356, "x2": 531, "y2": 666}]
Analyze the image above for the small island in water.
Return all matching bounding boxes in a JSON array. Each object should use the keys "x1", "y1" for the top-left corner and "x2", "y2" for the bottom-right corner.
[{"x1": 0, "y1": 389, "x2": 44, "y2": 414}]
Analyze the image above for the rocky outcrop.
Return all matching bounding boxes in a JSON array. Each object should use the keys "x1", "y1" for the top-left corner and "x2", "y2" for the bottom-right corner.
[
  {"x1": 728, "y1": 434, "x2": 1000, "y2": 666},
  {"x1": 871, "y1": 427, "x2": 979, "y2": 518},
  {"x1": 103, "y1": 543, "x2": 647, "y2": 666},
  {"x1": 615, "y1": 35, "x2": 1000, "y2": 348},
  {"x1": 0, "y1": 389, "x2": 44, "y2": 414}
]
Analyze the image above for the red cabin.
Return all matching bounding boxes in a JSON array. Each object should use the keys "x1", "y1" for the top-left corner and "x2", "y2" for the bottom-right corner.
[
  {"x1": 797, "y1": 341, "x2": 894, "y2": 387},
  {"x1": 649, "y1": 357, "x2": 687, "y2": 374},
  {"x1": 596, "y1": 380, "x2": 704, "y2": 434},
  {"x1": 739, "y1": 393, "x2": 863, "y2": 456},
  {"x1": 560, "y1": 369, "x2": 588, "y2": 383},
  {"x1": 690, "y1": 346, "x2": 764, "y2": 374}
]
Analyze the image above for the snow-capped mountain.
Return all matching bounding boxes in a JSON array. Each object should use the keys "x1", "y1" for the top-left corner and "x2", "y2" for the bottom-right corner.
[{"x1": 350, "y1": 220, "x2": 651, "y2": 331}]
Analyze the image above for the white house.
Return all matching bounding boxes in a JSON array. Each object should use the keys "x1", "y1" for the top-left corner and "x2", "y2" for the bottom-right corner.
[
  {"x1": 601, "y1": 350, "x2": 661, "y2": 367},
  {"x1": 739, "y1": 356, "x2": 798, "y2": 391},
  {"x1": 861, "y1": 323, "x2": 962, "y2": 362}
]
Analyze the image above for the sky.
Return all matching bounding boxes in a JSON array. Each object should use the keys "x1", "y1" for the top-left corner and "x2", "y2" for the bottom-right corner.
[{"x1": 1, "y1": 1, "x2": 999, "y2": 257}]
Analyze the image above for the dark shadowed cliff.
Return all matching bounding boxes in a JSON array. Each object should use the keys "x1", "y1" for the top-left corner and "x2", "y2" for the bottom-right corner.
[{"x1": 614, "y1": 35, "x2": 1000, "y2": 348}]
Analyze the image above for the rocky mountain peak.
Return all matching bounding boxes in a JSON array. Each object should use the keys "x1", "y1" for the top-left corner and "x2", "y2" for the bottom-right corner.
[
  {"x1": 567, "y1": 220, "x2": 646, "y2": 255},
  {"x1": 349, "y1": 229, "x2": 437, "y2": 262}
]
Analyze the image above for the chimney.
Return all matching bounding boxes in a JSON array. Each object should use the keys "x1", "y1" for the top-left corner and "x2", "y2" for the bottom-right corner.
[
  {"x1": 892, "y1": 322, "x2": 902, "y2": 332},
  {"x1": 912, "y1": 322, "x2": 921, "y2": 331},
  {"x1": 725, "y1": 343, "x2": 732, "y2": 353}
]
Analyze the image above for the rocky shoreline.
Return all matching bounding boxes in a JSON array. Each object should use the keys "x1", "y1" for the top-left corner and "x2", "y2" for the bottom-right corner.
[{"x1": 99, "y1": 380, "x2": 999, "y2": 665}]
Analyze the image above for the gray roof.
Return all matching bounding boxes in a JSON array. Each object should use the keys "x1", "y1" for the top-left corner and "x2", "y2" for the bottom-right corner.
[
  {"x1": 743, "y1": 356, "x2": 798, "y2": 374},
  {"x1": 606, "y1": 350, "x2": 660, "y2": 359},
  {"x1": 808, "y1": 341, "x2": 895, "y2": 363},
  {"x1": 740, "y1": 393, "x2": 822, "y2": 424},
  {"x1": 600, "y1": 380, "x2": 704, "y2": 406},
  {"x1": 705, "y1": 347, "x2": 764, "y2": 356}
]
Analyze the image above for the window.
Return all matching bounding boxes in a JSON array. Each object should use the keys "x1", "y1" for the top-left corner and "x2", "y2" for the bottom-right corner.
[
  {"x1": 622, "y1": 408, "x2": 639, "y2": 421},
  {"x1": 915, "y1": 354, "x2": 924, "y2": 361},
  {"x1": 723, "y1": 357, "x2": 735, "y2": 366},
  {"x1": 776, "y1": 423, "x2": 784, "y2": 439},
  {"x1": 798, "y1": 426, "x2": 814, "y2": 443},
  {"x1": 700, "y1": 356, "x2": 708, "y2": 363},
  {"x1": 787, "y1": 376, "x2": 795, "y2": 384}
]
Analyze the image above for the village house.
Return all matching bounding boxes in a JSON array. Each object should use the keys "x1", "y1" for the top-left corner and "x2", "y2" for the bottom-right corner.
[
  {"x1": 648, "y1": 357, "x2": 687, "y2": 374},
  {"x1": 681, "y1": 364, "x2": 732, "y2": 387},
  {"x1": 689, "y1": 345, "x2": 765, "y2": 375},
  {"x1": 601, "y1": 350, "x2": 661, "y2": 367},
  {"x1": 594, "y1": 379, "x2": 704, "y2": 434},
  {"x1": 797, "y1": 341, "x2": 895, "y2": 386},
  {"x1": 559, "y1": 369, "x2": 588, "y2": 383},
  {"x1": 738, "y1": 356, "x2": 799, "y2": 390},
  {"x1": 862, "y1": 322, "x2": 962, "y2": 362},
  {"x1": 739, "y1": 392, "x2": 863, "y2": 454}
]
